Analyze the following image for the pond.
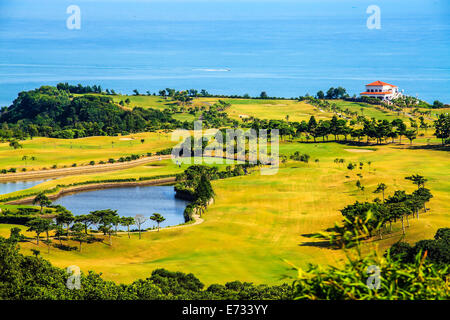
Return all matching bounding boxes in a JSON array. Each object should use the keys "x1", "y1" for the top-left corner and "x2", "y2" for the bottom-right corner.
[
  {"x1": 0, "y1": 180, "x2": 49, "y2": 195},
  {"x1": 52, "y1": 186, "x2": 190, "y2": 230}
]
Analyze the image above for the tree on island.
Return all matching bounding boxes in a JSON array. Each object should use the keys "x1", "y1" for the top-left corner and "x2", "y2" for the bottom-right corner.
[
  {"x1": 195, "y1": 174, "x2": 215, "y2": 203},
  {"x1": 150, "y1": 213, "x2": 166, "y2": 232}
]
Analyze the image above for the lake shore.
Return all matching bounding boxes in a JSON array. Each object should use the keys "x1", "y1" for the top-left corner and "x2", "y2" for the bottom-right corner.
[{"x1": 6, "y1": 176, "x2": 176, "y2": 205}]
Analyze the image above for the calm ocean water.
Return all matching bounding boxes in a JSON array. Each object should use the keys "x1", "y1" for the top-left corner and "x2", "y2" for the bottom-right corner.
[{"x1": 0, "y1": 0, "x2": 449, "y2": 105}]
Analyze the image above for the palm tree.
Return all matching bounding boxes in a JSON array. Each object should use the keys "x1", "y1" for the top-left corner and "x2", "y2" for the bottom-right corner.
[
  {"x1": 198, "y1": 198, "x2": 209, "y2": 217},
  {"x1": 150, "y1": 213, "x2": 166, "y2": 232}
]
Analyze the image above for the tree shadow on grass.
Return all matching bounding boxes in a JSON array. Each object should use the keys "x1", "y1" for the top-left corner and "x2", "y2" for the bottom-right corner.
[
  {"x1": 299, "y1": 233, "x2": 338, "y2": 250},
  {"x1": 395, "y1": 144, "x2": 450, "y2": 152}
]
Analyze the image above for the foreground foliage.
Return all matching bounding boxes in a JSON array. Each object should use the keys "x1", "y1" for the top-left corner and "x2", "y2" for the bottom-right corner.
[{"x1": 0, "y1": 228, "x2": 448, "y2": 300}]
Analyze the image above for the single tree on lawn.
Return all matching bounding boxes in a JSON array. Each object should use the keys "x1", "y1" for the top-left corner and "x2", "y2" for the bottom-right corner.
[
  {"x1": 373, "y1": 183, "x2": 388, "y2": 202},
  {"x1": 111, "y1": 215, "x2": 120, "y2": 233},
  {"x1": 98, "y1": 225, "x2": 114, "y2": 246},
  {"x1": 26, "y1": 218, "x2": 49, "y2": 245},
  {"x1": 71, "y1": 223, "x2": 88, "y2": 252},
  {"x1": 389, "y1": 203, "x2": 410, "y2": 235},
  {"x1": 56, "y1": 209, "x2": 74, "y2": 240},
  {"x1": 405, "y1": 130, "x2": 417, "y2": 145},
  {"x1": 90, "y1": 209, "x2": 118, "y2": 246},
  {"x1": 405, "y1": 174, "x2": 427, "y2": 190},
  {"x1": 9, "y1": 227, "x2": 24, "y2": 243},
  {"x1": 150, "y1": 213, "x2": 166, "y2": 232},
  {"x1": 42, "y1": 220, "x2": 55, "y2": 253},
  {"x1": 54, "y1": 225, "x2": 65, "y2": 245},
  {"x1": 412, "y1": 187, "x2": 433, "y2": 216},
  {"x1": 134, "y1": 214, "x2": 147, "y2": 239},
  {"x1": 75, "y1": 214, "x2": 95, "y2": 234},
  {"x1": 120, "y1": 217, "x2": 135, "y2": 238},
  {"x1": 9, "y1": 140, "x2": 23, "y2": 149},
  {"x1": 31, "y1": 249, "x2": 40, "y2": 257}
]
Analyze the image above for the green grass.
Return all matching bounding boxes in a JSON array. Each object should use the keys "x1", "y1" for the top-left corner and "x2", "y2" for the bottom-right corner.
[
  {"x1": 110, "y1": 95, "x2": 173, "y2": 110},
  {"x1": 4, "y1": 141, "x2": 448, "y2": 285},
  {"x1": 330, "y1": 100, "x2": 412, "y2": 122},
  {"x1": 224, "y1": 99, "x2": 334, "y2": 122},
  {"x1": 0, "y1": 131, "x2": 176, "y2": 171},
  {"x1": 0, "y1": 157, "x2": 245, "y2": 201},
  {"x1": 0, "y1": 96, "x2": 447, "y2": 285}
]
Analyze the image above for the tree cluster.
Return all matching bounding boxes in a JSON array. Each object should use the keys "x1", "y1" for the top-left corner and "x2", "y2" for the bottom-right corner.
[{"x1": 0, "y1": 86, "x2": 181, "y2": 139}]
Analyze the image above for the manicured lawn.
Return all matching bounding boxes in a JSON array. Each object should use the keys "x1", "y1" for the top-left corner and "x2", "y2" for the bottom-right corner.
[
  {"x1": 0, "y1": 157, "x2": 245, "y2": 201},
  {"x1": 0, "y1": 96, "x2": 446, "y2": 285},
  {"x1": 330, "y1": 100, "x2": 412, "y2": 122},
  {"x1": 224, "y1": 99, "x2": 334, "y2": 122},
  {"x1": 0, "y1": 131, "x2": 176, "y2": 171},
  {"x1": 5, "y1": 141, "x2": 448, "y2": 285}
]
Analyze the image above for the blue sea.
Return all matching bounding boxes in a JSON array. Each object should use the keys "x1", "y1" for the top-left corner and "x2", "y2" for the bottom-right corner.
[{"x1": 0, "y1": 0, "x2": 449, "y2": 106}]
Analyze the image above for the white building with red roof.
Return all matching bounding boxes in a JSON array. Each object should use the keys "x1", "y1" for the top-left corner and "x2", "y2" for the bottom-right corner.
[{"x1": 360, "y1": 81, "x2": 402, "y2": 101}]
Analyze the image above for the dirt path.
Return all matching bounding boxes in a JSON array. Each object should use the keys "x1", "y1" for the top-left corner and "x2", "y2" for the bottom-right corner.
[{"x1": 0, "y1": 155, "x2": 173, "y2": 182}]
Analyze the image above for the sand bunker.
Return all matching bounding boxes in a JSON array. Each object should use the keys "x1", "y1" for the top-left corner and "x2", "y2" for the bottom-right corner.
[
  {"x1": 345, "y1": 149, "x2": 374, "y2": 153},
  {"x1": 119, "y1": 138, "x2": 135, "y2": 141}
]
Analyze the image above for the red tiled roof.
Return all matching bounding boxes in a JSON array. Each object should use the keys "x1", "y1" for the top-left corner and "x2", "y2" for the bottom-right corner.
[
  {"x1": 366, "y1": 81, "x2": 397, "y2": 87},
  {"x1": 360, "y1": 92, "x2": 394, "y2": 95}
]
